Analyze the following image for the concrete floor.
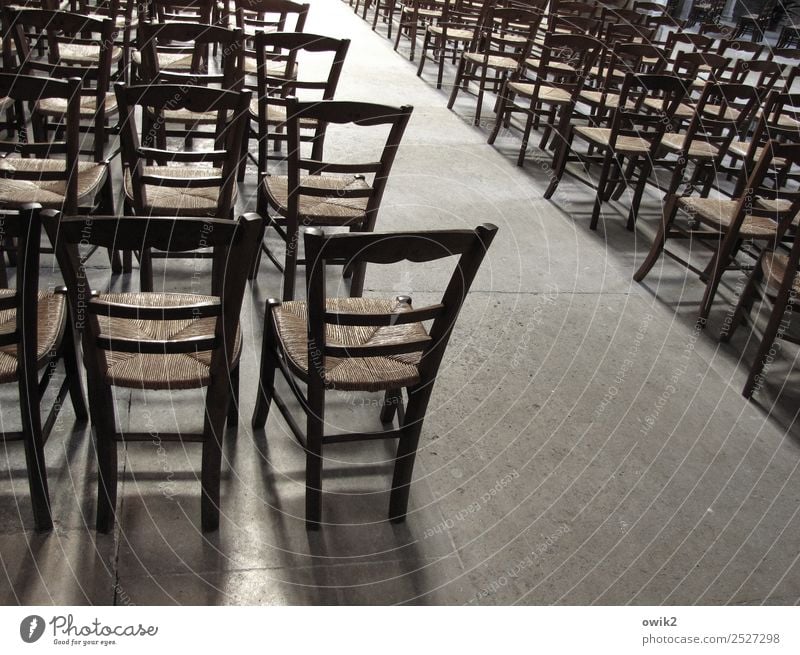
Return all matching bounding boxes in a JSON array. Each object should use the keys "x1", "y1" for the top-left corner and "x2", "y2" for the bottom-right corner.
[{"x1": 1, "y1": 0, "x2": 800, "y2": 605}]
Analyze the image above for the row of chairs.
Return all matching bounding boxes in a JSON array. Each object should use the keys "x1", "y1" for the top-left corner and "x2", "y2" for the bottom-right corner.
[{"x1": 346, "y1": 0, "x2": 800, "y2": 400}]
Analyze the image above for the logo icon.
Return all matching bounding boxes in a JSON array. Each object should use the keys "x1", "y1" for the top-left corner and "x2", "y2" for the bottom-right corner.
[{"x1": 20, "y1": 616, "x2": 45, "y2": 643}]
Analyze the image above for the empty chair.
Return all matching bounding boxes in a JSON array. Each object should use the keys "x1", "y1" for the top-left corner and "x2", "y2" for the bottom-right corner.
[
  {"x1": 256, "y1": 97, "x2": 413, "y2": 300},
  {"x1": 0, "y1": 204, "x2": 87, "y2": 531},
  {"x1": 252, "y1": 223, "x2": 498, "y2": 528},
  {"x1": 46, "y1": 211, "x2": 262, "y2": 533}
]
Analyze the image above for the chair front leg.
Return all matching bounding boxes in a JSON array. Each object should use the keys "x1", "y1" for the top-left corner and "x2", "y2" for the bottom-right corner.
[
  {"x1": 201, "y1": 376, "x2": 230, "y2": 532},
  {"x1": 305, "y1": 384, "x2": 325, "y2": 530},
  {"x1": 252, "y1": 306, "x2": 279, "y2": 429},
  {"x1": 634, "y1": 194, "x2": 679, "y2": 282}
]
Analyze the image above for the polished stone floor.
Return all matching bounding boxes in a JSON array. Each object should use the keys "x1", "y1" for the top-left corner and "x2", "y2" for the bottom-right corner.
[{"x1": 1, "y1": 1, "x2": 799, "y2": 605}]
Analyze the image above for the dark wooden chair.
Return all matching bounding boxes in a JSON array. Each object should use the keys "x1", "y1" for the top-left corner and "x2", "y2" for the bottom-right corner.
[
  {"x1": 393, "y1": 0, "x2": 443, "y2": 62},
  {"x1": 0, "y1": 204, "x2": 87, "y2": 531},
  {"x1": 45, "y1": 211, "x2": 262, "y2": 533},
  {"x1": 732, "y1": 0, "x2": 777, "y2": 43},
  {"x1": 256, "y1": 97, "x2": 413, "y2": 300},
  {"x1": 686, "y1": 0, "x2": 725, "y2": 28},
  {"x1": 544, "y1": 72, "x2": 688, "y2": 231},
  {"x1": 447, "y1": 6, "x2": 540, "y2": 127},
  {"x1": 251, "y1": 223, "x2": 498, "y2": 528},
  {"x1": 635, "y1": 141, "x2": 800, "y2": 326},
  {"x1": 245, "y1": 31, "x2": 349, "y2": 182},
  {"x1": 115, "y1": 81, "x2": 251, "y2": 288}
]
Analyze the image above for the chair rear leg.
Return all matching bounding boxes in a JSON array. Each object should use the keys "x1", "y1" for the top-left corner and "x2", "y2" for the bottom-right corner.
[
  {"x1": 201, "y1": 379, "x2": 229, "y2": 532},
  {"x1": 634, "y1": 195, "x2": 679, "y2": 282},
  {"x1": 227, "y1": 364, "x2": 239, "y2": 428},
  {"x1": 93, "y1": 386, "x2": 118, "y2": 534},
  {"x1": 19, "y1": 362, "x2": 51, "y2": 532},
  {"x1": 62, "y1": 318, "x2": 88, "y2": 421},
  {"x1": 720, "y1": 259, "x2": 763, "y2": 343},
  {"x1": 252, "y1": 304, "x2": 279, "y2": 429},
  {"x1": 305, "y1": 387, "x2": 325, "y2": 530}
]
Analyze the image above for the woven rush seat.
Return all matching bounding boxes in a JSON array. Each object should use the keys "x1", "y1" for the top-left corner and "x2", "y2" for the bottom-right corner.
[
  {"x1": 35, "y1": 92, "x2": 118, "y2": 118},
  {"x1": 94, "y1": 292, "x2": 242, "y2": 390},
  {"x1": 401, "y1": 6, "x2": 441, "y2": 17},
  {"x1": 573, "y1": 126, "x2": 655, "y2": 153},
  {"x1": 123, "y1": 165, "x2": 235, "y2": 214},
  {"x1": 464, "y1": 52, "x2": 518, "y2": 69},
  {"x1": 0, "y1": 158, "x2": 106, "y2": 207},
  {"x1": 0, "y1": 96, "x2": 12, "y2": 111},
  {"x1": 264, "y1": 174, "x2": 370, "y2": 223},
  {"x1": 59, "y1": 43, "x2": 122, "y2": 64},
  {"x1": 660, "y1": 132, "x2": 719, "y2": 157},
  {"x1": 273, "y1": 297, "x2": 427, "y2": 392},
  {"x1": 679, "y1": 196, "x2": 781, "y2": 237},
  {"x1": 525, "y1": 57, "x2": 576, "y2": 73},
  {"x1": 428, "y1": 25, "x2": 473, "y2": 40},
  {"x1": 761, "y1": 250, "x2": 800, "y2": 293},
  {"x1": 247, "y1": 98, "x2": 318, "y2": 127},
  {"x1": 0, "y1": 290, "x2": 65, "y2": 384},
  {"x1": 578, "y1": 90, "x2": 635, "y2": 109},
  {"x1": 726, "y1": 141, "x2": 789, "y2": 167},
  {"x1": 508, "y1": 82, "x2": 571, "y2": 102},
  {"x1": 132, "y1": 50, "x2": 193, "y2": 70}
]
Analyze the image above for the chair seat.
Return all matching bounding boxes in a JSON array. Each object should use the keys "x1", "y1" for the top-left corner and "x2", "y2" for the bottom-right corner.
[
  {"x1": 59, "y1": 43, "x2": 123, "y2": 65},
  {"x1": 248, "y1": 98, "x2": 318, "y2": 128},
  {"x1": 679, "y1": 197, "x2": 780, "y2": 238},
  {"x1": 464, "y1": 52, "x2": 518, "y2": 69},
  {"x1": 161, "y1": 107, "x2": 218, "y2": 124},
  {"x1": 578, "y1": 90, "x2": 636, "y2": 110},
  {"x1": 525, "y1": 57, "x2": 576, "y2": 73},
  {"x1": 273, "y1": 297, "x2": 427, "y2": 392},
  {"x1": 124, "y1": 165, "x2": 234, "y2": 215},
  {"x1": 428, "y1": 25, "x2": 473, "y2": 40},
  {"x1": 508, "y1": 82, "x2": 571, "y2": 103},
  {"x1": 264, "y1": 174, "x2": 370, "y2": 224},
  {"x1": 401, "y1": 6, "x2": 441, "y2": 17},
  {"x1": 761, "y1": 250, "x2": 800, "y2": 294},
  {"x1": 244, "y1": 56, "x2": 298, "y2": 78},
  {"x1": 35, "y1": 92, "x2": 119, "y2": 118},
  {"x1": 0, "y1": 159, "x2": 107, "y2": 208},
  {"x1": 573, "y1": 126, "x2": 654, "y2": 153},
  {"x1": 95, "y1": 292, "x2": 241, "y2": 390},
  {"x1": 0, "y1": 291, "x2": 65, "y2": 384},
  {"x1": 660, "y1": 133, "x2": 719, "y2": 158},
  {"x1": 0, "y1": 96, "x2": 13, "y2": 112}
]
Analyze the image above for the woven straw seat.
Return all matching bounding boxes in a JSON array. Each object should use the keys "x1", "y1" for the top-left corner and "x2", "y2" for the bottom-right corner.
[
  {"x1": 132, "y1": 50, "x2": 193, "y2": 70},
  {"x1": 401, "y1": 6, "x2": 441, "y2": 17},
  {"x1": 248, "y1": 98, "x2": 318, "y2": 127},
  {"x1": 123, "y1": 165, "x2": 236, "y2": 214},
  {"x1": 573, "y1": 126, "x2": 655, "y2": 153},
  {"x1": 0, "y1": 158, "x2": 106, "y2": 207},
  {"x1": 35, "y1": 92, "x2": 118, "y2": 118},
  {"x1": 679, "y1": 197, "x2": 779, "y2": 237},
  {"x1": 59, "y1": 43, "x2": 122, "y2": 64},
  {"x1": 660, "y1": 133, "x2": 719, "y2": 158},
  {"x1": 0, "y1": 291, "x2": 65, "y2": 384},
  {"x1": 464, "y1": 52, "x2": 518, "y2": 69},
  {"x1": 273, "y1": 297, "x2": 427, "y2": 392},
  {"x1": 525, "y1": 57, "x2": 576, "y2": 73},
  {"x1": 428, "y1": 25, "x2": 472, "y2": 40},
  {"x1": 508, "y1": 82, "x2": 571, "y2": 103},
  {"x1": 95, "y1": 292, "x2": 242, "y2": 390},
  {"x1": 578, "y1": 90, "x2": 635, "y2": 109},
  {"x1": 265, "y1": 174, "x2": 370, "y2": 223}
]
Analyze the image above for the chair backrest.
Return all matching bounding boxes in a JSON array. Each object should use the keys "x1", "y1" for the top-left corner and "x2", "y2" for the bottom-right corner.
[
  {"x1": 302, "y1": 224, "x2": 498, "y2": 394},
  {"x1": 280, "y1": 97, "x2": 413, "y2": 232},
  {"x1": 0, "y1": 73, "x2": 82, "y2": 212},
  {"x1": 672, "y1": 51, "x2": 729, "y2": 83},
  {"x1": 552, "y1": 2, "x2": 597, "y2": 18},
  {"x1": 665, "y1": 31, "x2": 713, "y2": 60},
  {"x1": 728, "y1": 58, "x2": 786, "y2": 96},
  {"x1": 479, "y1": 6, "x2": 540, "y2": 59},
  {"x1": 613, "y1": 72, "x2": 688, "y2": 148},
  {"x1": 528, "y1": 33, "x2": 603, "y2": 98},
  {"x1": 115, "y1": 82, "x2": 251, "y2": 217},
  {"x1": 595, "y1": 42, "x2": 668, "y2": 92},
  {"x1": 717, "y1": 38, "x2": 765, "y2": 61},
  {"x1": 43, "y1": 211, "x2": 262, "y2": 388},
  {"x1": 546, "y1": 13, "x2": 599, "y2": 36},
  {"x1": 147, "y1": 0, "x2": 213, "y2": 24},
  {"x1": 2, "y1": 7, "x2": 115, "y2": 160},
  {"x1": 232, "y1": 0, "x2": 309, "y2": 35},
  {"x1": 137, "y1": 20, "x2": 245, "y2": 86}
]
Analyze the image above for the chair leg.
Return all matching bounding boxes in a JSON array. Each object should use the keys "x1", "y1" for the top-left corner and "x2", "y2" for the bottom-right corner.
[
  {"x1": 634, "y1": 194, "x2": 679, "y2": 282},
  {"x1": 139, "y1": 248, "x2": 153, "y2": 292},
  {"x1": 282, "y1": 226, "x2": 299, "y2": 301},
  {"x1": 543, "y1": 129, "x2": 572, "y2": 199},
  {"x1": 625, "y1": 159, "x2": 651, "y2": 232},
  {"x1": 305, "y1": 385, "x2": 325, "y2": 530},
  {"x1": 252, "y1": 305, "x2": 279, "y2": 429},
  {"x1": 720, "y1": 258, "x2": 763, "y2": 343},
  {"x1": 590, "y1": 151, "x2": 614, "y2": 231},
  {"x1": 517, "y1": 111, "x2": 535, "y2": 168},
  {"x1": 93, "y1": 387, "x2": 118, "y2": 533},
  {"x1": 447, "y1": 57, "x2": 467, "y2": 110},
  {"x1": 62, "y1": 317, "x2": 88, "y2": 422},
  {"x1": 227, "y1": 364, "x2": 239, "y2": 428},
  {"x1": 201, "y1": 377, "x2": 229, "y2": 533},
  {"x1": 380, "y1": 389, "x2": 401, "y2": 424},
  {"x1": 19, "y1": 340, "x2": 51, "y2": 532}
]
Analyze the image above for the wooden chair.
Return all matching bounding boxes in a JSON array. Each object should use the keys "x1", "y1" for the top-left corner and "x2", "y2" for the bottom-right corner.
[
  {"x1": 446, "y1": 6, "x2": 540, "y2": 127},
  {"x1": 251, "y1": 223, "x2": 498, "y2": 528},
  {"x1": 256, "y1": 97, "x2": 413, "y2": 300},
  {"x1": 416, "y1": 0, "x2": 489, "y2": 89},
  {"x1": 721, "y1": 194, "x2": 800, "y2": 398},
  {"x1": 115, "y1": 82, "x2": 251, "y2": 288},
  {"x1": 777, "y1": 24, "x2": 800, "y2": 49},
  {"x1": 246, "y1": 31, "x2": 349, "y2": 181},
  {"x1": 46, "y1": 211, "x2": 262, "y2": 533},
  {"x1": 4, "y1": 7, "x2": 118, "y2": 161},
  {"x1": 0, "y1": 204, "x2": 87, "y2": 531},
  {"x1": 635, "y1": 141, "x2": 800, "y2": 326},
  {"x1": 487, "y1": 33, "x2": 604, "y2": 167},
  {"x1": 732, "y1": 0, "x2": 777, "y2": 43},
  {"x1": 393, "y1": 0, "x2": 443, "y2": 62},
  {"x1": 544, "y1": 72, "x2": 688, "y2": 230},
  {"x1": 686, "y1": 0, "x2": 725, "y2": 28}
]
